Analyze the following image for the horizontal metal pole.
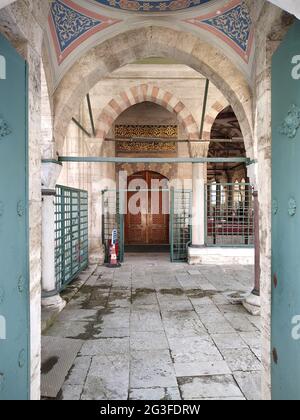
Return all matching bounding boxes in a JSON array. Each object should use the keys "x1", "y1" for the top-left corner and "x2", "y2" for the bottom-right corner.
[
  {"x1": 105, "y1": 137, "x2": 245, "y2": 143},
  {"x1": 58, "y1": 156, "x2": 249, "y2": 164}
]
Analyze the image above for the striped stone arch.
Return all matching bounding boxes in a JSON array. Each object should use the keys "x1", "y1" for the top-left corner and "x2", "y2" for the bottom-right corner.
[
  {"x1": 201, "y1": 98, "x2": 229, "y2": 141},
  {"x1": 97, "y1": 84, "x2": 199, "y2": 140}
]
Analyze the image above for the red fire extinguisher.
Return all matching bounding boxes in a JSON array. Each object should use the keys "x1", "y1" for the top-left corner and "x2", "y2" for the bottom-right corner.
[{"x1": 107, "y1": 229, "x2": 121, "y2": 268}]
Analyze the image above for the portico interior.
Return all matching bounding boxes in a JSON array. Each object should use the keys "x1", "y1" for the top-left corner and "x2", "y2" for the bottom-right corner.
[{"x1": 0, "y1": 0, "x2": 299, "y2": 401}]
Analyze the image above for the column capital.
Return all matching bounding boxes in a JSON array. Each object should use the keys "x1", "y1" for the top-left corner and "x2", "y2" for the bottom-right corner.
[
  {"x1": 190, "y1": 141, "x2": 210, "y2": 158},
  {"x1": 41, "y1": 160, "x2": 62, "y2": 191}
]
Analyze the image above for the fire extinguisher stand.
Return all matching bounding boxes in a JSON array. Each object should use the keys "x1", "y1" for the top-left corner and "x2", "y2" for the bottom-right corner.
[{"x1": 106, "y1": 228, "x2": 121, "y2": 268}]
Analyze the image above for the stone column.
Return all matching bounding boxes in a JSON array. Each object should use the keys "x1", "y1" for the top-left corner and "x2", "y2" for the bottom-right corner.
[
  {"x1": 88, "y1": 140, "x2": 115, "y2": 265},
  {"x1": 243, "y1": 162, "x2": 260, "y2": 315},
  {"x1": 192, "y1": 162, "x2": 207, "y2": 246},
  {"x1": 41, "y1": 161, "x2": 66, "y2": 311},
  {"x1": 188, "y1": 142, "x2": 209, "y2": 264}
]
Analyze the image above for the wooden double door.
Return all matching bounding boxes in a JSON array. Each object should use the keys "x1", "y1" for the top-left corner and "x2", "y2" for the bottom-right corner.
[{"x1": 125, "y1": 171, "x2": 169, "y2": 245}]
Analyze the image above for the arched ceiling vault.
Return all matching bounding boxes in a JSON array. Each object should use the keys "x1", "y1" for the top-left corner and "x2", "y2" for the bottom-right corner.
[
  {"x1": 45, "y1": 0, "x2": 256, "y2": 89},
  {"x1": 53, "y1": 26, "x2": 254, "y2": 159}
]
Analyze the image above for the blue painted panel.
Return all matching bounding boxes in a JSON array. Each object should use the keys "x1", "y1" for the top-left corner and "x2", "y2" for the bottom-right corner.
[
  {"x1": 272, "y1": 21, "x2": 300, "y2": 400},
  {"x1": 0, "y1": 34, "x2": 29, "y2": 400},
  {"x1": 93, "y1": 0, "x2": 213, "y2": 13}
]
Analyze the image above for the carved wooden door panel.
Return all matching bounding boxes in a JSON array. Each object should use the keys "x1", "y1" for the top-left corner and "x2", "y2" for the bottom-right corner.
[
  {"x1": 125, "y1": 171, "x2": 169, "y2": 245},
  {"x1": 126, "y1": 172, "x2": 147, "y2": 245},
  {"x1": 147, "y1": 171, "x2": 169, "y2": 245}
]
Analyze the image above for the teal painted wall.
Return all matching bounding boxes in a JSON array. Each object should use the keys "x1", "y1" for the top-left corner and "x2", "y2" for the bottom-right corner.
[{"x1": 0, "y1": 34, "x2": 29, "y2": 400}]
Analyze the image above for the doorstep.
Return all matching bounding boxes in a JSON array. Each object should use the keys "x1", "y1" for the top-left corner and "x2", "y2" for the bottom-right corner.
[{"x1": 188, "y1": 247, "x2": 254, "y2": 265}]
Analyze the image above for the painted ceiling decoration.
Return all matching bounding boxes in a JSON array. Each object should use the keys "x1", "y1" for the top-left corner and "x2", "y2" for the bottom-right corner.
[
  {"x1": 47, "y1": 0, "x2": 254, "y2": 84},
  {"x1": 185, "y1": 0, "x2": 253, "y2": 62},
  {"x1": 93, "y1": 0, "x2": 214, "y2": 13},
  {"x1": 49, "y1": 0, "x2": 121, "y2": 64}
]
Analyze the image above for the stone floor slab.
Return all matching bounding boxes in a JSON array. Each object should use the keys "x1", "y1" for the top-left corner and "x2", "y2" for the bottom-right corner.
[
  {"x1": 80, "y1": 338, "x2": 130, "y2": 356},
  {"x1": 130, "y1": 311, "x2": 164, "y2": 332},
  {"x1": 46, "y1": 321, "x2": 90, "y2": 339},
  {"x1": 60, "y1": 384, "x2": 83, "y2": 400},
  {"x1": 178, "y1": 375, "x2": 244, "y2": 400},
  {"x1": 130, "y1": 331, "x2": 169, "y2": 351},
  {"x1": 174, "y1": 361, "x2": 231, "y2": 377},
  {"x1": 129, "y1": 387, "x2": 181, "y2": 401},
  {"x1": 56, "y1": 309, "x2": 98, "y2": 323},
  {"x1": 234, "y1": 371, "x2": 261, "y2": 400},
  {"x1": 212, "y1": 333, "x2": 249, "y2": 351},
  {"x1": 220, "y1": 348, "x2": 262, "y2": 372},
  {"x1": 44, "y1": 254, "x2": 261, "y2": 401},
  {"x1": 64, "y1": 356, "x2": 91, "y2": 387},
  {"x1": 130, "y1": 350, "x2": 177, "y2": 389},
  {"x1": 224, "y1": 314, "x2": 258, "y2": 333},
  {"x1": 81, "y1": 354, "x2": 130, "y2": 400},
  {"x1": 169, "y1": 336, "x2": 223, "y2": 363}
]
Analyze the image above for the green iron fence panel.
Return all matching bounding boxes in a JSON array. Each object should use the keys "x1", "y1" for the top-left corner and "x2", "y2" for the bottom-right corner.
[
  {"x1": 205, "y1": 183, "x2": 254, "y2": 247},
  {"x1": 170, "y1": 189, "x2": 193, "y2": 262},
  {"x1": 55, "y1": 185, "x2": 89, "y2": 291},
  {"x1": 102, "y1": 190, "x2": 124, "y2": 263}
]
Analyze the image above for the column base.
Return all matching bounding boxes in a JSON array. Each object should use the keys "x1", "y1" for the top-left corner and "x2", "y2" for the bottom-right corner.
[
  {"x1": 243, "y1": 293, "x2": 261, "y2": 316},
  {"x1": 41, "y1": 293, "x2": 66, "y2": 312}
]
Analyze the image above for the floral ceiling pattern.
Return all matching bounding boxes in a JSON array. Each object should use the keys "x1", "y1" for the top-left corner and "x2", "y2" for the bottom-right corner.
[
  {"x1": 185, "y1": 0, "x2": 253, "y2": 62},
  {"x1": 49, "y1": 0, "x2": 120, "y2": 64}
]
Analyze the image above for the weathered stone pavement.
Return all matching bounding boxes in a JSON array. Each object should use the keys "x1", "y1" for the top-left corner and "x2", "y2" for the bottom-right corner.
[{"x1": 44, "y1": 254, "x2": 261, "y2": 400}]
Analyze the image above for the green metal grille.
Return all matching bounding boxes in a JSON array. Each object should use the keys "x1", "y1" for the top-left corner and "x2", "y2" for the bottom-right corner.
[
  {"x1": 170, "y1": 189, "x2": 193, "y2": 262},
  {"x1": 205, "y1": 183, "x2": 254, "y2": 247},
  {"x1": 55, "y1": 185, "x2": 89, "y2": 291},
  {"x1": 102, "y1": 190, "x2": 124, "y2": 263}
]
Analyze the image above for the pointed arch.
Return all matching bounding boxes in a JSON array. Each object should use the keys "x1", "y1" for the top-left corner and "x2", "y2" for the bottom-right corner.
[{"x1": 97, "y1": 83, "x2": 199, "y2": 141}]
